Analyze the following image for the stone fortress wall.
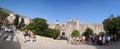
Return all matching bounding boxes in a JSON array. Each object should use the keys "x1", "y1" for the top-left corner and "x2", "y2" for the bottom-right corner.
[
  {"x1": 7, "y1": 13, "x2": 104, "y2": 37},
  {"x1": 48, "y1": 19, "x2": 105, "y2": 36}
]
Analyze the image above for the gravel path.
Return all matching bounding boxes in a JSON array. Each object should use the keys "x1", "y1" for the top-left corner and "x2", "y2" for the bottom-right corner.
[{"x1": 15, "y1": 30, "x2": 120, "y2": 49}]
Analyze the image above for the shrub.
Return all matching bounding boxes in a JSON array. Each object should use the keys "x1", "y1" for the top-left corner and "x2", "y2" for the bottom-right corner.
[
  {"x1": 84, "y1": 28, "x2": 93, "y2": 37},
  {"x1": 71, "y1": 30, "x2": 80, "y2": 37},
  {"x1": 99, "y1": 32, "x2": 105, "y2": 35},
  {"x1": 22, "y1": 18, "x2": 60, "y2": 39},
  {"x1": 52, "y1": 29, "x2": 60, "y2": 39}
]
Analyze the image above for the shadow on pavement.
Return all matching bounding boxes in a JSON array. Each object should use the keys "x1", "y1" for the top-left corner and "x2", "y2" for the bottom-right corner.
[
  {"x1": 0, "y1": 31, "x2": 21, "y2": 49},
  {"x1": 94, "y1": 41, "x2": 120, "y2": 49},
  {"x1": 83, "y1": 40, "x2": 120, "y2": 49},
  {"x1": 0, "y1": 40, "x2": 21, "y2": 49}
]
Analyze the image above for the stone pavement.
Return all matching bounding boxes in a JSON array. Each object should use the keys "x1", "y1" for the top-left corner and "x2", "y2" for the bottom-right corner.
[
  {"x1": 15, "y1": 30, "x2": 120, "y2": 49},
  {"x1": 0, "y1": 31, "x2": 21, "y2": 49}
]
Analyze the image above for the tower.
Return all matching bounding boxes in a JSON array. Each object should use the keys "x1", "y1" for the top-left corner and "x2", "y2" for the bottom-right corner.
[
  {"x1": 55, "y1": 20, "x2": 60, "y2": 29},
  {"x1": 75, "y1": 18, "x2": 79, "y2": 30}
]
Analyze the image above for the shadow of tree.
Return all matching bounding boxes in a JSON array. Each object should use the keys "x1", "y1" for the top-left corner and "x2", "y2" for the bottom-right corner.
[{"x1": 83, "y1": 40, "x2": 120, "y2": 49}]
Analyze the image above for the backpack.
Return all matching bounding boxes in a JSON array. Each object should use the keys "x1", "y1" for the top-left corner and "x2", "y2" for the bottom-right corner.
[{"x1": 25, "y1": 31, "x2": 28, "y2": 36}]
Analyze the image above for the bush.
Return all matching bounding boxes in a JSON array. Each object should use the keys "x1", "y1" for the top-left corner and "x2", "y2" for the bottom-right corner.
[
  {"x1": 52, "y1": 29, "x2": 60, "y2": 39},
  {"x1": 18, "y1": 27, "x2": 23, "y2": 31},
  {"x1": 0, "y1": 10, "x2": 9, "y2": 19},
  {"x1": 99, "y1": 32, "x2": 105, "y2": 35},
  {"x1": 84, "y1": 28, "x2": 93, "y2": 37},
  {"x1": 22, "y1": 18, "x2": 60, "y2": 39},
  {"x1": 71, "y1": 30, "x2": 80, "y2": 37},
  {"x1": 34, "y1": 28, "x2": 60, "y2": 39}
]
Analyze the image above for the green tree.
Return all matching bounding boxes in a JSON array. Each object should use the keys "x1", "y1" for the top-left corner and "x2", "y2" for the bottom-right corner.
[
  {"x1": 51, "y1": 29, "x2": 60, "y2": 39},
  {"x1": 42, "y1": 28, "x2": 60, "y2": 39},
  {"x1": 0, "y1": 10, "x2": 9, "y2": 19},
  {"x1": 84, "y1": 28, "x2": 93, "y2": 37},
  {"x1": 14, "y1": 15, "x2": 19, "y2": 27},
  {"x1": 25, "y1": 18, "x2": 48, "y2": 35},
  {"x1": 19, "y1": 18, "x2": 25, "y2": 27},
  {"x1": 103, "y1": 15, "x2": 120, "y2": 34},
  {"x1": 24, "y1": 18, "x2": 60, "y2": 39},
  {"x1": 99, "y1": 32, "x2": 105, "y2": 35},
  {"x1": 18, "y1": 18, "x2": 25, "y2": 30},
  {"x1": 71, "y1": 30, "x2": 80, "y2": 37},
  {"x1": 103, "y1": 15, "x2": 120, "y2": 40}
]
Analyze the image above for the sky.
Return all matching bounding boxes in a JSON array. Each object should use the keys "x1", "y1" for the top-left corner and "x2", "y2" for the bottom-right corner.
[{"x1": 0, "y1": 0, "x2": 120, "y2": 24}]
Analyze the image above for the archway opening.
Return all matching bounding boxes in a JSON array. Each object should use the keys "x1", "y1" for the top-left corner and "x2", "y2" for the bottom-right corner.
[{"x1": 62, "y1": 32, "x2": 65, "y2": 36}]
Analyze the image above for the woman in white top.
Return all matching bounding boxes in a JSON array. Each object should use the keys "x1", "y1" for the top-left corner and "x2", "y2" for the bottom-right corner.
[
  {"x1": 107, "y1": 36, "x2": 111, "y2": 45},
  {"x1": 102, "y1": 35, "x2": 106, "y2": 45},
  {"x1": 30, "y1": 31, "x2": 35, "y2": 42}
]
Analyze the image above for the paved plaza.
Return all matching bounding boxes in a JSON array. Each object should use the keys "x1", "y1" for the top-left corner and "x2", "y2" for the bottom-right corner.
[
  {"x1": 0, "y1": 31, "x2": 21, "y2": 49},
  {"x1": 14, "y1": 30, "x2": 120, "y2": 49}
]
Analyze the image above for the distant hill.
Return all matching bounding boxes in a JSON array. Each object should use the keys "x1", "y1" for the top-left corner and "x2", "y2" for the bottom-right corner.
[
  {"x1": 0, "y1": 7, "x2": 32, "y2": 25},
  {"x1": 0, "y1": 7, "x2": 14, "y2": 14},
  {"x1": 0, "y1": 7, "x2": 30, "y2": 19}
]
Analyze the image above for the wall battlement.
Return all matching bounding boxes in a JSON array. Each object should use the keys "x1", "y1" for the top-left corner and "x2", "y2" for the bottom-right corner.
[{"x1": 49, "y1": 19, "x2": 104, "y2": 36}]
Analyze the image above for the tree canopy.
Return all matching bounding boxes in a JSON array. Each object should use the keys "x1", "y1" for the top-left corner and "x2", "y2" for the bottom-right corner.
[
  {"x1": 14, "y1": 15, "x2": 19, "y2": 27},
  {"x1": 84, "y1": 28, "x2": 93, "y2": 37},
  {"x1": 24, "y1": 18, "x2": 60, "y2": 39},
  {"x1": 103, "y1": 15, "x2": 120, "y2": 34},
  {"x1": 18, "y1": 18, "x2": 25, "y2": 30},
  {"x1": 26, "y1": 18, "x2": 48, "y2": 34},
  {"x1": 71, "y1": 30, "x2": 80, "y2": 37},
  {"x1": 0, "y1": 10, "x2": 9, "y2": 19},
  {"x1": 99, "y1": 32, "x2": 105, "y2": 35}
]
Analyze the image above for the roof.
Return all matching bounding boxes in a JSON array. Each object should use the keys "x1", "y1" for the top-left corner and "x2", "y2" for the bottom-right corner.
[{"x1": 0, "y1": 19, "x2": 8, "y2": 23}]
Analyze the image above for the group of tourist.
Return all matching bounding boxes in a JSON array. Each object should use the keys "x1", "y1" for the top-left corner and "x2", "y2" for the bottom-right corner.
[
  {"x1": 89, "y1": 33, "x2": 118, "y2": 45},
  {"x1": 68, "y1": 36, "x2": 86, "y2": 45},
  {"x1": 68, "y1": 33, "x2": 119, "y2": 46},
  {"x1": 23, "y1": 29, "x2": 36, "y2": 43}
]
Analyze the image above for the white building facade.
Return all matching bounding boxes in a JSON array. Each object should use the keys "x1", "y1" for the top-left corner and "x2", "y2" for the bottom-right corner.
[{"x1": 7, "y1": 13, "x2": 31, "y2": 25}]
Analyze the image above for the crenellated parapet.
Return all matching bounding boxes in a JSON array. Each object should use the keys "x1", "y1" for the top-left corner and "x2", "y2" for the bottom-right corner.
[{"x1": 48, "y1": 18, "x2": 105, "y2": 37}]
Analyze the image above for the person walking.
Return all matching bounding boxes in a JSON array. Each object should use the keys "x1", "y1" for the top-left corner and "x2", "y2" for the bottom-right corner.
[
  {"x1": 110, "y1": 34, "x2": 114, "y2": 44},
  {"x1": 107, "y1": 35, "x2": 111, "y2": 45},
  {"x1": 23, "y1": 29, "x2": 28, "y2": 42},
  {"x1": 102, "y1": 35, "x2": 106, "y2": 45},
  {"x1": 92, "y1": 35, "x2": 95, "y2": 45},
  {"x1": 98, "y1": 35, "x2": 102, "y2": 45},
  {"x1": 30, "y1": 30, "x2": 35, "y2": 42},
  {"x1": 28, "y1": 30, "x2": 31, "y2": 38},
  {"x1": 81, "y1": 36, "x2": 86, "y2": 44}
]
